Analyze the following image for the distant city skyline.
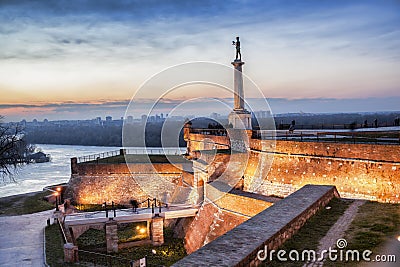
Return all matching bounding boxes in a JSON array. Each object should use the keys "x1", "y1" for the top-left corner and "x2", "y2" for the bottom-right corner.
[
  {"x1": 1, "y1": 1, "x2": 400, "y2": 121},
  {"x1": 2, "y1": 97, "x2": 400, "y2": 122}
]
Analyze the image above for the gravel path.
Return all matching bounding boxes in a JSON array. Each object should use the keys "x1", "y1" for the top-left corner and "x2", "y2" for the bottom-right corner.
[
  {"x1": 0, "y1": 209, "x2": 54, "y2": 267},
  {"x1": 303, "y1": 199, "x2": 366, "y2": 267}
]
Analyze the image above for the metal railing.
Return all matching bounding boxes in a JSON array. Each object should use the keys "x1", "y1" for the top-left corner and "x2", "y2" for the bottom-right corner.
[
  {"x1": 77, "y1": 148, "x2": 186, "y2": 164},
  {"x1": 77, "y1": 150, "x2": 120, "y2": 163},
  {"x1": 190, "y1": 128, "x2": 228, "y2": 136},
  {"x1": 252, "y1": 130, "x2": 400, "y2": 145},
  {"x1": 125, "y1": 147, "x2": 186, "y2": 155},
  {"x1": 58, "y1": 219, "x2": 68, "y2": 243},
  {"x1": 275, "y1": 122, "x2": 400, "y2": 130},
  {"x1": 188, "y1": 127, "x2": 400, "y2": 144}
]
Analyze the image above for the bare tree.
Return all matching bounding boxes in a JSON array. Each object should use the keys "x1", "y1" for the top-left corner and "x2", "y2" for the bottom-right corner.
[{"x1": 0, "y1": 116, "x2": 27, "y2": 180}]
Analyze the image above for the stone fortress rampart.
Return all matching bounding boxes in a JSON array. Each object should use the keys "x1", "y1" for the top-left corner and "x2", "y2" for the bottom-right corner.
[
  {"x1": 187, "y1": 131, "x2": 400, "y2": 203},
  {"x1": 67, "y1": 158, "x2": 189, "y2": 205}
]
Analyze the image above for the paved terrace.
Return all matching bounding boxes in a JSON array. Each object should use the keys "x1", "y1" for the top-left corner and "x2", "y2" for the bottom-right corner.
[
  {"x1": 65, "y1": 205, "x2": 198, "y2": 226},
  {"x1": 173, "y1": 184, "x2": 339, "y2": 267}
]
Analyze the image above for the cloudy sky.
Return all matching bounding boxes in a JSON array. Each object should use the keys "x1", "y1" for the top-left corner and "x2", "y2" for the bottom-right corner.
[{"x1": 0, "y1": 0, "x2": 399, "y2": 121}]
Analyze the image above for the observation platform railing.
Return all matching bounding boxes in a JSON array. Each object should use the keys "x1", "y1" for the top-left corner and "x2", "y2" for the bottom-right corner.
[
  {"x1": 77, "y1": 147, "x2": 186, "y2": 164},
  {"x1": 252, "y1": 130, "x2": 400, "y2": 145}
]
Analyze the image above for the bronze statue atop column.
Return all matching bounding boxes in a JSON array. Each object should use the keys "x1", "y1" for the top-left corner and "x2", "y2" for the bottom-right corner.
[{"x1": 232, "y1": 36, "x2": 241, "y2": 61}]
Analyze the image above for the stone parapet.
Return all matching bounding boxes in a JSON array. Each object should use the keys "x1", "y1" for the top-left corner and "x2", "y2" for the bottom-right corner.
[{"x1": 173, "y1": 185, "x2": 339, "y2": 266}]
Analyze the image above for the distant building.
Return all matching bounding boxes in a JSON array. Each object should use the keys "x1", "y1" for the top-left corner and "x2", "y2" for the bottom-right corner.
[
  {"x1": 141, "y1": 115, "x2": 147, "y2": 124},
  {"x1": 95, "y1": 117, "x2": 102, "y2": 125},
  {"x1": 126, "y1": 116, "x2": 134, "y2": 124},
  {"x1": 210, "y1": 113, "x2": 220, "y2": 120},
  {"x1": 253, "y1": 110, "x2": 271, "y2": 119}
]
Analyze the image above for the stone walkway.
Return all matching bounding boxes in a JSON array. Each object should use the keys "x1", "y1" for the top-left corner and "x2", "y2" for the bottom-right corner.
[
  {"x1": 303, "y1": 199, "x2": 366, "y2": 267},
  {"x1": 0, "y1": 210, "x2": 53, "y2": 267}
]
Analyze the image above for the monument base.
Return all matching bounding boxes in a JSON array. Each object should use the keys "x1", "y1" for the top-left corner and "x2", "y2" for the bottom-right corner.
[{"x1": 228, "y1": 110, "x2": 252, "y2": 129}]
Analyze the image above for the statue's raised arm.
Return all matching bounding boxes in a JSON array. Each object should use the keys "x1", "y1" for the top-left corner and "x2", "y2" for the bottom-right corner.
[{"x1": 232, "y1": 36, "x2": 241, "y2": 61}]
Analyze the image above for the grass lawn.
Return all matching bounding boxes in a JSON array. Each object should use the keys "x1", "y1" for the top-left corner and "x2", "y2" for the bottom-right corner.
[
  {"x1": 77, "y1": 228, "x2": 106, "y2": 251},
  {"x1": 0, "y1": 190, "x2": 54, "y2": 216},
  {"x1": 259, "y1": 198, "x2": 399, "y2": 267},
  {"x1": 76, "y1": 227, "x2": 186, "y2": 266},
  {"x1": 45, "y1": 223, "x2": 79, "y2": 267},
  {"x1": 118, "y1": 221, "x2": 149, "y2": 243},
  {"x1": 116, "y1": 228, "x2": 186, "y2": 266},
  {"x1": 324, "y1": 201, "x2": 400, "y2": 267},
  {"x1": 262, "y1": 198, "x2": 352, "y2": 267}
]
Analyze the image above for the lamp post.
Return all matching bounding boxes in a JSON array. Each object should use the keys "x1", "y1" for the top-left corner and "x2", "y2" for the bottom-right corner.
[
  {"x1": 56, "y1": 187, "x2": 62, "y2": 204},
  {"x1": 54, "y1": 192, "x2": 59, "y2": 211},
  {"x1": 103, "y1": 202, "x2": 108, "y2": 218}
]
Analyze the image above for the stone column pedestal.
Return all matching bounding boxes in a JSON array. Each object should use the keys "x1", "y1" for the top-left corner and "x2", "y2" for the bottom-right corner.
[
  {"x1": 228, "y1": 110, "x2": 252, "y2": 129},
  {"x1": 151, "y1": 216, "x2": 164, "y2": 246},
  {"x1": 229, "y1": 58, "x2": 252, "y2": 130},
  {"x1": 231, "y1": 60, "x2": 245, "y2": 110},
  {"x1": 64, "y1": 243, "x2": 78, "y2": 263},
  {"x1": 105, "y1": 220, "x2": 118, "y2": 253}
]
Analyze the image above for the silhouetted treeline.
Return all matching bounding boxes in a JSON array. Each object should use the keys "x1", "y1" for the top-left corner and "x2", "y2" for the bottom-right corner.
[
  {"x1": 25, "y1": 122, "x2": 187, "y2": 147},
  {"x1": 23, "y1": 113, "x2": 400, "y2": 147},
  {"x1": 269, "y1": 112, "x2": 400, "y2": 129}
]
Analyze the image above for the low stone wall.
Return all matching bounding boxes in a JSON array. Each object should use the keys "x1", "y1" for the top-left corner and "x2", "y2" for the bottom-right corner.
[{"x1": 173, "y1": 184, "x2": 339, "y2": 266}]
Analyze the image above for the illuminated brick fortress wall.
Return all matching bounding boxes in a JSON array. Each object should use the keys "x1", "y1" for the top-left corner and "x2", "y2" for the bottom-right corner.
[{"x1": 187, "y1": 132, "x2": 400, "y2": 203}]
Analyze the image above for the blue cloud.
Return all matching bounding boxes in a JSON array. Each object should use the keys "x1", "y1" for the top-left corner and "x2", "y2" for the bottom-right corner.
[
  {"x1": 0, "y1": 0, "x2": 399, "y2": 113},
  {"x1": 1, "y1": 0, "x2": 399, "y2": 62}
]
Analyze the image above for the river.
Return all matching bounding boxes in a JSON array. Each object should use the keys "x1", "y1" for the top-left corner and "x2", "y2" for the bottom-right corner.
[{"x1": 0, "y1": 144, "x2": 120, "y2": 198}]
